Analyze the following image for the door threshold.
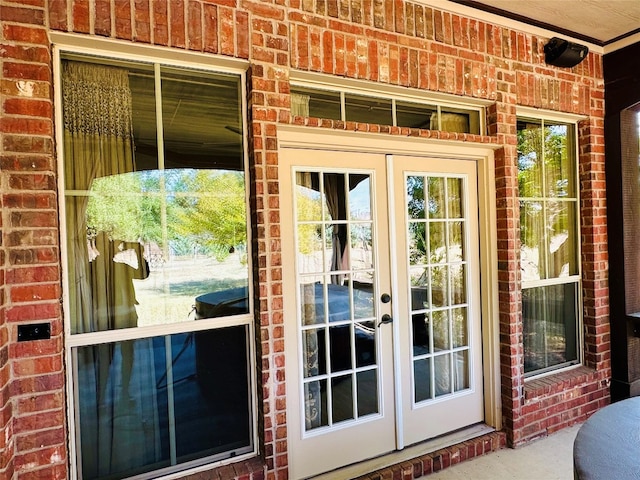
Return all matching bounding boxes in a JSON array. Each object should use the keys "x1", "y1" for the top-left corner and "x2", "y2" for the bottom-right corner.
[{"x1": 310, "y1": 423, "x2": 495, "y2": 480}]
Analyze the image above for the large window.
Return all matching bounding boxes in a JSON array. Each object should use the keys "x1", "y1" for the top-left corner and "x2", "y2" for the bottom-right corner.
[
  {"x1": 517, "y1": 117, "x2": 581, "y2": 376},
  {"x1": 59, "y1": 53, "x2": 254, "y2": 480}
]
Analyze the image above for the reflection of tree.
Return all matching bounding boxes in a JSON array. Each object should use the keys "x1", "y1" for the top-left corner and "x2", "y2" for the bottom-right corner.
[
  {"x1": 174, "y1": 170, "x2": 246, "y2": 261},
  {"x1": 296, "y1": 188, "x2": 322, "y2": 255},
  {"x1": 87, "y1": 173, "x2": 148, "y2": 243},
  {"x1": 86, "y1": 169, "x2": 248, "y2": 263},
  {"x1": 518, "y1": 124, "x2": 570, "y2": 256}
]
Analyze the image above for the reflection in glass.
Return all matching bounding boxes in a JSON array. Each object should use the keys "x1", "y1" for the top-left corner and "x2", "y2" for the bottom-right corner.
[
  {"x1": 412, "y1": 313, "x2": 430, "y2": 355},
  {"x1": 352, "y1": 283, "x2": 374, "y2": 319},
  {"x1": 432, "y1": 310, "x2": 449, "y2": 351},
  {"x1": 414, "y1": 358, "x2": 432, "y2": 402},
  {"x1": 357, "y1": 370, "x2": 379, "y2": 416},
  {"x1": 447, "y1": 177, "x2": 463, "y2": 218},
  {"x1": 430, "y1": 265, "x2": 449, "y2": 307},
  {"x1": 355, "y1": 322, "x2": 376, "y2": 367},
  {"x1": 345, "y1": 94, "x2": 392, "y2": 125},
  {"x1": 290, "y1": 86, "x2": 342, "y2": 120},
  {"x1": 300, "y1": 282, "x2": 324, "y2": 326},
  {"x1": 63, "y1": 58, "x2": 252, "y2": 480},
  {"x1": 520, "y1": 200, "x2": 543, "y2": 282},
  {"x1": 396, "y1": 101, "x2": 437, "y2": 129},
  {"x1": 452, "y1": 308, "x2": 468, "y2": 348},
  {"x1": 332, "y1": 375, "x2": 354, "y2": 423},
  {"x1": 64, "y1": 60, "x2": 248, "y2": 335},
  {"x1": 407, "y1": 175, "x2": 426, "y2": 219},
  {"x1": 454, "y1": 350, "x2": 470, "y2": 391},
  {"x1": 409, "y1": 222, "x2": 427, "y2": 265},
  {"x1": 294, "y1": 168, "x2": 380, "y2": 431},
  {"x1": 349, "y1": 175, "x2": 371, "y2": 220},
  {"x1": 351, "y1": 224, "x2": 373, "y2": 271},
  {"x1": 546, "y1": 201, "x2": 577, "y2": 277},
  {"x1": 517, "y1": 120, "x2": 543, "y2": 198},
  {"x1": 303, "y1": 329, "x2": 325, "y2": 377},
  {"x1": 75, "y1": 328, "x2": 252, "y2": 479},
  {"x1": 411, "y1": 285, "x2": 428, "y2": 310},
  {"x1": 448, "y1": 222, "x2": 464, "y2": 262},
  {"x1": 296, "y1": 172, "x2": 322, "y2": 221},
  {"x1": 523, "y1": 283, "x2": 578, "y2": 374},
  {"x1": 429, "y1": 221, "x2": 446, "y2": 264},
  {"x1": 297, "y1": 224, "x2": 323, "y2": 274},
  {"x1": 305, "y1": 379, "x2": 328, "y2": 429},
  {"x1": 543, "y1": 123, "x2": 574, "y2": 198},
  {"x1": 451, "y1": 265, "x2": 466, "y2": 305},
  {"x1": 428, "y1": 177, "x2": 446, "y2": 219},
  {"x1": 434, "y1": 354, "x2": 452, "y2": 397},
  {"x1": 330, "y1": 325, "x2": 353, "y2": 372}
]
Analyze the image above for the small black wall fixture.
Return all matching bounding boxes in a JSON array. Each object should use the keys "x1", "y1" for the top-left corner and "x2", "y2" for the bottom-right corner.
[{"x1": 544, "y1": 37, "x2": 589, "y2": 68}]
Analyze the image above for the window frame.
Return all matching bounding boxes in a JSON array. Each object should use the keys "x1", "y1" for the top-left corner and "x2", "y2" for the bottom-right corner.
[
  {"x1": 516, "y1": 107, "x2": 585, "y2": 378},
  {"x1": 52, "y1": 34, "x2": 257, "y2": 479},
  {"x1": 290, "y1": 70, "x2": 489, "y2": 134}
]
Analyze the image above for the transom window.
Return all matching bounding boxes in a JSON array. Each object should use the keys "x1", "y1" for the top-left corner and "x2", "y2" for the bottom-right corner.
[
  {"x1": 517, "y1": 116, "x2": 581, "y2": 376},
  {"x1": 59, "y1": 52, "x2": 254, "y2": 480},
  {"x1": 290, "y1": 77, "x2": 485, "y2": 135}
]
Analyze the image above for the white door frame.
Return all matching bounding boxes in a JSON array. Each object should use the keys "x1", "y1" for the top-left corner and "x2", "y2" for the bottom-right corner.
[{"x1": 277, "y1": 125, "x2": 502, "y2": 466}]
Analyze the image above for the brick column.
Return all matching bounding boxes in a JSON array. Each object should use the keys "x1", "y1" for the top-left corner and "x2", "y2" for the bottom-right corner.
[{"x1": 1, "y1": 1, "x2": 66, "y2": 478}]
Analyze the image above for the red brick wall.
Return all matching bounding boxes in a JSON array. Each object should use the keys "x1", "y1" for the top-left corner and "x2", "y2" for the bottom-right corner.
[{"x1": 0, "y1": 0, "x2": 610, "y2": 479}]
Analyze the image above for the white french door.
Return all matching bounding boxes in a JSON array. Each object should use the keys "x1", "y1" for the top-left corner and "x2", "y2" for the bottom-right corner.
[{"x1": 281, "y1": 148, "x2": 484, "y2": 480}]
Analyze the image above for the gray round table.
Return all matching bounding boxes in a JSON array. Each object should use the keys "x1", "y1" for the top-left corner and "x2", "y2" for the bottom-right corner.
[{"x1": 574, "y1": 397, "x2": 640, "y2": 479}]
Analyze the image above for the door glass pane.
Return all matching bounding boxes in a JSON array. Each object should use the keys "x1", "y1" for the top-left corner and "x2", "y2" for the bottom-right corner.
[
  {"x1": 303, "y1": 328, "x2": 325, "y2": 377},
  {"x1": 297, "y1": 224, "x2": 323, "y2": 274},
  {"x1": 74, "y1": 327, "x2": 252, "y2": 480},
  {"x1": 428, "y1": 177, "x2": 446, "y2": 219},
  {"x1": 412, "y1": 312, "x2": 430, "y2": 355},
  {"x1": 429, "y1": 221, "x2": 446, "y2": 263},
  {"x1": 295, "y1": 169, "x2": 380, "y2": 431},
  {"x1": 454, "y1": 350, "x2": 470, "y2": 391},
  {"x1": 356, "y1": 370, "x2": 378, "y2": 416},
  {"x1": 452, "y1": 307, "x2": 468, "y2": 348},
  {"x1": 434, "y1": 354, "x2": 452, "y2": 397},
  {"x1": 430, "y1": 265, "x2": 449, "y2": 307},
  {"x1": 409, "y1": 222, "x2": 427, "y2": 264},
  {"x1": 432, "y1": 310, "x2": 449, "y2": 351},
  {"x1": 355, "y1": 321, "x2": 376, "y2": 367},
  {"x1": 330, "y1": 325, "x2": 353, "y2": 372},
  {"x1": 414, "y1": 358, "x2": 432, "y2": 402},
  {"x1": 405, "y1": 173, "x2": 472, "y2": 405},
  {"x1": 351, "y1": 224, "x2": 373, "y2": 271},
  {"x1": 448, "y1": 222, "x2": 464, "y2": 262},
  {"x1": 451, "y1": 264, "x2": 466, "y2": 305},
  {"x1": 332, "y1": 375, "x2": 354, "y2": 423},
  {"x1": 304, "y1": 379, "x2": 328, "y2": 430},
  {"x1": 447, "y1": 178, "x2": 463, "y2": 218},
  {"x1": 296, "y1": 172, "x2": 322, "y2": 221},
  {"x1": 407, "y1": 175, "x2": 426, "y2": 219}
]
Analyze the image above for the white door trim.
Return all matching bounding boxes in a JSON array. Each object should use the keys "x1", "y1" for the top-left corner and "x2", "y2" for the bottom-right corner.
[{"x1": 277, "y1": 125, "x2": 502, "y2": 430}]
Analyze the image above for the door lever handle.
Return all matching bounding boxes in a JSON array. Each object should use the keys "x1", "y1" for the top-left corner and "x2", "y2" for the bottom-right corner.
[{"x1": 378, "y1": 314, "x2": 393, "y2": 327}]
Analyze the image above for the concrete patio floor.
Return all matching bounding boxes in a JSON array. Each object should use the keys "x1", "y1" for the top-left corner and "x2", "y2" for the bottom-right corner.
[{"x1": 422, "y1": 423, "x2": 580, "y2": 480}]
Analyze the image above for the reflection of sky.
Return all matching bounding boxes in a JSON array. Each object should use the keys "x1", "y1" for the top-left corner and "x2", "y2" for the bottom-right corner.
[{"x1": 349, "y1": 178, "x2": 371, "y2": 219}]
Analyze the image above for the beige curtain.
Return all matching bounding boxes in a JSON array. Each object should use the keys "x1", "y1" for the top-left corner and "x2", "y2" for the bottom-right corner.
[{"x1": 63, "y1": 60, "x2": 159, "y2": 479}]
